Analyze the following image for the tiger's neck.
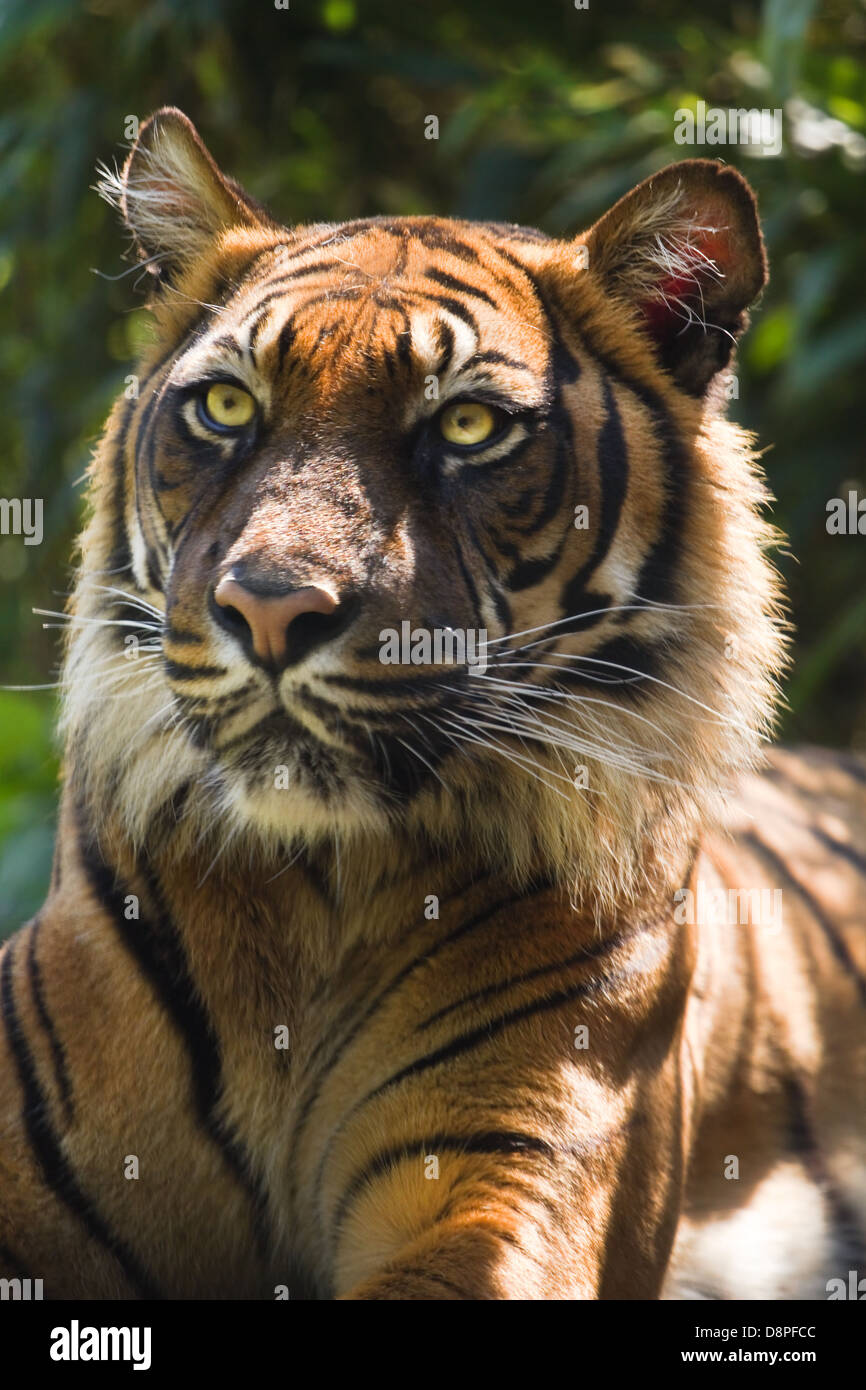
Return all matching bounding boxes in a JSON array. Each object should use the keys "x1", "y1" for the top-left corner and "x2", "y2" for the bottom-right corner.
[{"x1": 55, "y1": 769, "x2": 698, "y2": 997}]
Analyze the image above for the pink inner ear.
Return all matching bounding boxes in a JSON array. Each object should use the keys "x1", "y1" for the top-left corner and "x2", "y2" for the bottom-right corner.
[{"x1": 639, "y1": 224, "x2": 732, "y2": 341}]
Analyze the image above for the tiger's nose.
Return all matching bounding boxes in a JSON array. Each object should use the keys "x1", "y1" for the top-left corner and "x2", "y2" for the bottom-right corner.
[{"x1": 212, "y1": 574, "x2": 351, "y2": 671}]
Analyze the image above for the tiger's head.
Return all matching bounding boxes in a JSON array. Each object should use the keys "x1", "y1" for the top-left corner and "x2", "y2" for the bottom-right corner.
[{"x1": 62, "y1": 109, "x2": 786, "y2": 907}]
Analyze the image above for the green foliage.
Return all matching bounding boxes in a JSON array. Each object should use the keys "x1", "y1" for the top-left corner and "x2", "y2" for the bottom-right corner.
[
  {"x1": 0, "y1": 694, "x2": 58, "y2": 927},
  {"x1": 0, "y1": 0, "x2": 864, "y2": 933}
]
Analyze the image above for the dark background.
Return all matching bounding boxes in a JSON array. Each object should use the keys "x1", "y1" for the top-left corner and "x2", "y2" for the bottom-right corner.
[{"x1": 1, "y1": 0, "x2": 864, "y2": 932}]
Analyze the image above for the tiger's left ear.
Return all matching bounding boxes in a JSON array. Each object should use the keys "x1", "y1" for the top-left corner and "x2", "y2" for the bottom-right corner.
[
  {"x1": 99, "y1": 107, "x2": 275, "y2": 283},
  {"x1": 578, "y1": 160, "x2": 767, "y2": 395}
]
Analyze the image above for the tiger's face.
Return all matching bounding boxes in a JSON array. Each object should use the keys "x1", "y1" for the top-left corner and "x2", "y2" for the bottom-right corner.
[
  {"x1": 146, "y1": 221, "x2": 558, "y2": 830},
  {"x1": 68, "y1": 109, "x2": 784, "y2": 894}
]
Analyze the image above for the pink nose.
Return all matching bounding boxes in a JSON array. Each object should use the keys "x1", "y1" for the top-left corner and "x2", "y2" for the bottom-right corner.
[{"x1": 213, "y1": 575, "x2": 339, "y2": 668}]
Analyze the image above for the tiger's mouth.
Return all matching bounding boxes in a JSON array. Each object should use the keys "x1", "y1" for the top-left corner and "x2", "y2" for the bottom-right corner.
[{"x1": 206, "y1": 698, "x2": 456, "y2": 813}]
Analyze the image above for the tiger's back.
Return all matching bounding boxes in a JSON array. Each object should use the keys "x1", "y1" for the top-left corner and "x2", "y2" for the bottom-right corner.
[{"x1": 667, "y1": 748, "x2": 866, "y2": 1300}]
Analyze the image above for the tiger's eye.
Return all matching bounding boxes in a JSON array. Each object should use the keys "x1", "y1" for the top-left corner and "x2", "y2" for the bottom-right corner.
[
  {"x1": 439, "y1": 401, "x2": 498, "y2": 447},
  {"x1": 202, "y1": 383, "x2": 256, "y2": 429}
]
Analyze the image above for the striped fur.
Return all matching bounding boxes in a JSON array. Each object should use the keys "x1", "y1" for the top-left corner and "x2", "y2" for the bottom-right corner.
[{"x1": 0, "y1": 110, "x2": 863, "y2": 1299}]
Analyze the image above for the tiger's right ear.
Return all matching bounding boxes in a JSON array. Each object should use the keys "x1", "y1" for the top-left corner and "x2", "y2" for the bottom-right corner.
[
  {"x1": 98, "y1": 108, "x2": 275, "y2": 281},
  {"x1": 576, "y1": 160, "x2": 768, "y2": 396}
]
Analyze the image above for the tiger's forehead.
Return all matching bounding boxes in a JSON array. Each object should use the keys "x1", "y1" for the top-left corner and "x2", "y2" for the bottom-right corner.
[{"x1": 174, "y1": 220, "x2": 557, "y2": 416}]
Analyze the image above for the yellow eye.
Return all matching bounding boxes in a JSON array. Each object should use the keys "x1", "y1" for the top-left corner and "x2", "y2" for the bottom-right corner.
[
  {"x1": 202, "y1": 383, "x2": 256, "y2": 430},
  {"x1": 439, "y1": 401, "x2": 499, "y2": 448}
]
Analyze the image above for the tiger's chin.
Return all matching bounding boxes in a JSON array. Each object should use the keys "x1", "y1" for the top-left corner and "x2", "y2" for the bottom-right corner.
[
  {"x1": 213, "y1": 714, "x2": 417, "y2": 843},
  {"x1": 221, "y1": 770, "x2": 394, "y2": 844},
  {"x1": 218, "y1": 756, "x2": 394, "y2": 839}
]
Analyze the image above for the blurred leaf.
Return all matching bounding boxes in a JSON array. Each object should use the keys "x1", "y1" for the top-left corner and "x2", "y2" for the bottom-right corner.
[
  {"x1": 762, "y1": 0, "x2": 818, "y2": 99},
  {"x1": 748, "y1": 306, "x2": 796, "y2": 371},
  {"x1": 785, "y1": 315, "x2": 866, "y2": 395}
]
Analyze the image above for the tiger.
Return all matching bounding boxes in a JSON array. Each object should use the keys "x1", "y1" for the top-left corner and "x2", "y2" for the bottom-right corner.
[{"x1": 0, "y1": 107, "x2": 863, "y2": 1302}]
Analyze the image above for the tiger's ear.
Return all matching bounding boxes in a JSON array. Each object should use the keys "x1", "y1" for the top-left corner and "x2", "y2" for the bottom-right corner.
[
  {"x1": 99, "y1": 107, "x2": 274, "y2": 282},
  {"x1": 579, "y1": 160, "x2": 767, "y2": 395}
]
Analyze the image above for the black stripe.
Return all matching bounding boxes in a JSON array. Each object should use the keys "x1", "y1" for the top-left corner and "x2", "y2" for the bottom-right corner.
[
  {"x1": 132, "y1": 359, "x2": 182, "y2": 591},
  {"x1": 398, "y1": 964, "x2": 653, "y2": 1087},
  {"x1": 423, "y1": 267, "x2": 498, "y2": 309},
  {"x1": 559, "y1": 374, "x2": 629, "y2": 629},
  {"x1": 305, "y1": 888, "x2": 523, "y2": 1088},
  {"x1": 783, "y1": 1073, "x2": 866, "y2": 1272},
  {"x1": 465, "y1": 349, "x2": 532, "y2": 373},
  {"x1": 334, "y1": 1117, "x2": 635, "y2": 1246},
  {"x1": 451, "y1": 531, "x2": 485, "y2": 632},
  {"x1": 590, "y1": 325, "x2": 687, "y2": 607},
  {"x1": 490, "y1": 579, "x2": 512, "y2": 633},
  {"x1": 315, "y1": 902, "x2": 657, "y2": 1231},
  {"x1": 154, "y1": 470, "x2": 184, "y2": 493},
  {"x1": 323, "y1": 669, "x2": 462, "y2": 697},
  {"x1": 163, "y1": 659, "x2": 227, "y2": 682},
  {"x1": 26, "y1": 921, "x2": 74, "y2": 1127},
  {"x1": 556, "y1": 633, "x2": 663, "y2": 692},
  {"x1": 506, "y1": 550, "x2": 563, "y2": 594},
  {"x1": 835, "y1": 752, "x2": 866, "y2": 787},
  {"x1": 241, "y1": 259, "x2": 348, "y2": 311},
  {"x1": 276, "y1": 317, "x2": 297, "y2": 371},
  {"x1": 105, "y1": 341, "x2": 186, "y2": 577},
  {"x1": 434, "y1": 318, "x2": 455, "y2": 374},
  {"x1": 482, "y1": 239, "x2": 544, "y2": 283},
  {"x1": 285, "y1": 881, "x2": 518, "y2": 1208},
  {"x1": 76, "y1": 813, "x2": 274, "y2": 1259},
  {"x1": 502, "y1": 295, "x2": 577, "y2": 593},
  {"x1": 502, "y1": 429, "x2": 571, "y2": 583},
  {"x1": 811, "y1": 826, "x2": 866, "y2": 877},
  {"x1": 1, "y1": 939, "x2": 162, "y2": 1298},
  {"x1": 275, "y1": 228, "x2": 364, "y2": 261},
  {"x1": 742, "y1": 831, "x2": 866, "y2": 1006},
  {"x1": 416, "y1": 924, "x2": 642, "y2": 1031},
  {"x1": 164, "y1": 624, "x2": 204, "y2": 647},
  {"x1": 334, "y1": 1129, "x2": 555, "y2": 1236},
  {"x1": 238, "y1": 262, "x2": 348, "y2": 331},
  {"x1": 208, "y1": 332, "x2": 247, "y2": 357},
  {"x1": 0, "y1": 1241, "x2": 38, "y2": 1281},
  {"x1": 403, "y1": 224, "x2": 484, "y2": 263},
  {"x1": 393, "y1": 305, "x2": 413, "y2": 370},
  {"x1": 329, "y1": 954, "x2": 658, "y2": 1176},
  {"x1": 408, "y1": 290, "x2": 479, "y2": 336}
]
